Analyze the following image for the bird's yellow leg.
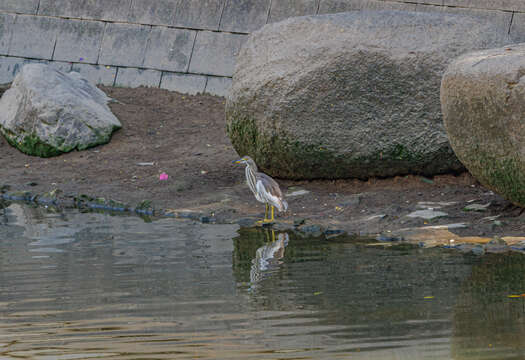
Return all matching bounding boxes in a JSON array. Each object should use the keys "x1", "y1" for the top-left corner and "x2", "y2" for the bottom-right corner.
[
  {"x1": 257, "y1": 204, "x2": 271, "y2": 224},
  {"x1": 271, "y1": 205, "x2": 275, "y2": 222}
]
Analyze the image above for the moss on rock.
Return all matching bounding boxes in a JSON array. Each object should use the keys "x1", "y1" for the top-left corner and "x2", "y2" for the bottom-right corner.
[
  {"x1": 466, "y1": 148, "x2": 525, "y2": 207},
  {"x1": 2, "y1": 131, "x2": 62, "y2": 158},
  {"x1": 226, "y1": 107, "x2": 448, "y2": 180}
]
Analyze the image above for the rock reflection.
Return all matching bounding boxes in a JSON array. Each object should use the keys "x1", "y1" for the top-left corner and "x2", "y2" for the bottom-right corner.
[{"x1": 453, "y1": 253, "x2": 525, "y2": 359}]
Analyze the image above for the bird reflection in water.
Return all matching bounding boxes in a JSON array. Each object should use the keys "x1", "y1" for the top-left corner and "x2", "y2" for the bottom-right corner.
[{"x1": 250, "y1": 229, "x2": 289, "y2": 287}]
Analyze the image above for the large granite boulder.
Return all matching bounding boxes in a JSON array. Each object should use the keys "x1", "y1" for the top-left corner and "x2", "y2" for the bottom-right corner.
[
  {"x1": 0, "y1": 63, "x2": 121, "y2": 157},
  {"x1": 441, "y1": 44, "x2": 525, "y2": 207},
  {"x1": 226, "y1": 11, "x2": 513, "y2": 179}
]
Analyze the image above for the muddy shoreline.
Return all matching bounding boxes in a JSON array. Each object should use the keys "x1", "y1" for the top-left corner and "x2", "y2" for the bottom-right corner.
[{"x1": 1, "y1": 86, "x2": 525, "y2": 250}]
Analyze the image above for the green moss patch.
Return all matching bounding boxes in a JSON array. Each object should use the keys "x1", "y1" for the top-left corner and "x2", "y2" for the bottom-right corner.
[
  {"x1": 467, "y1": 148, "x2": 525, "y2": 207},
  {"x1": 2, "y1": 130, "x2": 62, "y2": 158}
]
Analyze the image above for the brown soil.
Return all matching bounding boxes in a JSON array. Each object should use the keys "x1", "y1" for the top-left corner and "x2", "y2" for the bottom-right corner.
[{"x1": 1, "y1": 86, "x2": 524, "y2": 241}]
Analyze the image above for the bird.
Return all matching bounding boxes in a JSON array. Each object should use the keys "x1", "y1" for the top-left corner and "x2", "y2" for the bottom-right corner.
[
  {"x1": 233, "y1": 156, "x2": 288, "y2": 223},
  {"x1": 250, "y1": 230, "x2": 289, "y2": 285}
]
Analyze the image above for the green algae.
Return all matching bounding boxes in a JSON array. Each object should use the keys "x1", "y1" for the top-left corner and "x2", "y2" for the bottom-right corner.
[
  {"x1": 3, "y1": 131, "x2": 62, "y2": 158},
  {"x1": 466, "y1": 148, "x2": 525, "y2": 207}
]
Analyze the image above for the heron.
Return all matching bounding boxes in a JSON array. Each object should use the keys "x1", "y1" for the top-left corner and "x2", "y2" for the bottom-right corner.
[{"x1": 233, "y1": 156, "x2": 288, "y2": 223}]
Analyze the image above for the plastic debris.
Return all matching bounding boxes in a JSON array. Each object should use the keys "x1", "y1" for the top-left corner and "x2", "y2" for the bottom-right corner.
[{"x1": 159, "y1": 173, "x2": 168, "y2": 181}]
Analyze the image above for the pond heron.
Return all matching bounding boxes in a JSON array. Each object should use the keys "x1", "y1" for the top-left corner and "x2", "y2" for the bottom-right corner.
[{"x1": 233, "y1": 156, "x2": 288, "y2": 223}]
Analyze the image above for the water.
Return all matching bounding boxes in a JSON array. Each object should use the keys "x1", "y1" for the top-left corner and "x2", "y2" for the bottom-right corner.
[{"x1": 1, "y1": 201, "x2": 525, "y2": 359}]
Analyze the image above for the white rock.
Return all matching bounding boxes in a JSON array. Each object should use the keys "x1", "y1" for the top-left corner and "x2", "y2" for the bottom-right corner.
[{"x1": 0, "y1": 63, "x2": 121, "y2": 157}]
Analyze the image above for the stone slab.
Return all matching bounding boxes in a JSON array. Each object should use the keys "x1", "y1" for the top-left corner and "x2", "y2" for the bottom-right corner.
[
  {"x1": 129, "y1": 0, "x2": 177, "y2": 26},
  {"x1": 38, "y1": 0, "x2": 132, "y2": 22},
  {"x1": 205, "y1": 76, "x2": 232, "y2": 97},
  {"x1": 412, "y1": 0, "x2": 442, "y2": 5},
  {"x1": 268, "y1": 0, "x2": 319, "y2": 23},
  {"x1": 173, "y1": 0, "x2": 225, "y2": 30},
  {"x1": 0, "y1": 58, "x2": 71, "y2": 82},
  {"x1": 99, "y1": 23, "x2": 150, "y2": 67},
  {"x1": 439, "y1": 6, "x2": 512, "y2": 36},
  {"x1": 0, "y1": 56, "x2": 26, "y2": 84},
  {"x1": 71, "y1": 63, "x2": 117, "y2": 86},
  {"x1": 53, "y1": 19, "x2": 105, "y2": 63},
  {"x1": 319, "y1": 0, "x2": 416, "y2": 13},
  {"x1": 160, "y1": 72, "x2": 207, "y2": 95},
  {"x1": 509, "y1": 13, "x2": 525, "y2": 43},
  {"x1": 0, "y1": 0, "x2": 39, "y2": 13},
  {"x1": 219, "y1": 0, "x2": 271, "y2": 33},
  {"x1": 444, "y1": 0, "x2": 525, "y2": 11},
  {"x1": 43, "y1": 60, "x2": 73, "y2": 73},
  {"x1": 8, "y1": 15, "x2": 59, "y2": 59},
  {"x1": 143, "y1": 27, "x2": 196, "y2": 72},
  {"x1": 414, "y1": 3, "x2": 446, "y2": 12},
  {"x1": 0, "y1": 13, "x2": 15, "y2": 55},
  {"x1": 189, "y1": 31, "x2": 246, "y2": 77},
  {"x1": 114, "y1": 67, "x2": 162, "y2": 88}
]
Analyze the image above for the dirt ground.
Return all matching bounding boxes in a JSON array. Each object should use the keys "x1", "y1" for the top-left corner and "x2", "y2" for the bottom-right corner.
[{"x1": 1, "y1": 86, "x2": 524, "y2": 244}]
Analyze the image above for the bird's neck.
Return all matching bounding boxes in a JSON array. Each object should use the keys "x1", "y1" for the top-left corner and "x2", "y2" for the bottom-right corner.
[
  {"x1": 245, "y1": 164, "x2": 256, "y2": 179},
  {"x1": 247, "y1": 162, "x2": 257, "y2": 173}
]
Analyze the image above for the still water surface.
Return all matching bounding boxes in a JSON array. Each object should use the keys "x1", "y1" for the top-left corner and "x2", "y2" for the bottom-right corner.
[{"x1": 1, "y1": 202, "x2": 525, "y2": 359}]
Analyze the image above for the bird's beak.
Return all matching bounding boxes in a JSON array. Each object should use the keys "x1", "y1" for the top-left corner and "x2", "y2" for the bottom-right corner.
[{"x1": 233, "y1": 159, "x2": 242, "y2": 164}]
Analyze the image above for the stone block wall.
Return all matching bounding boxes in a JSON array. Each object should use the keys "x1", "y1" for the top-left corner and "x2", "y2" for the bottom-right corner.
[{"x1": 0, "y1": 0, "x2": 524, "y2": 97}]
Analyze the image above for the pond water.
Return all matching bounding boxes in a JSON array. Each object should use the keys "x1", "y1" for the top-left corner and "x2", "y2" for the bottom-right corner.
[{"x1": 1, "y1": 201, "x2": 525, "y2": 359}]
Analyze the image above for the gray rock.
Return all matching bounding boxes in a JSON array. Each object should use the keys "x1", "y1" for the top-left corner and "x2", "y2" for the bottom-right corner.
[
  {"x1": 407, "y1": 209, "x2": 448, "y2": 220},
  {"x1": 463, "y1": 203, "x2": 491, "y2": 212},
  {"x1": 441, "y1": 43, "x2": 525, "y2": 207},
  {"x1": 226, "y1": 11, "x2": 513, "y2": 179},
  {"x1": 0, "y1": 63, "x2": 121, "y2": 157}
]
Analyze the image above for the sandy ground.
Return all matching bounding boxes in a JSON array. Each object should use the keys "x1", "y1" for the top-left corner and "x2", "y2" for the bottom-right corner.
[{"x1": 1, "y1": 86, "x2": 524, "y2": 246}]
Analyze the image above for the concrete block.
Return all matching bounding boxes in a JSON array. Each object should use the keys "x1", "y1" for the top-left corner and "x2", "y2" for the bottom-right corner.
[
  {"x1": 114, "y1": 67, "x2": 162, "y2": 88},
  {"x1": 445, "y1": 0, "x2": 525, "y2": 11},
  {"x1": 174, "y1": 0, "x2": 225, "y2": 30},
  {"x1": 160, "y1": 72, "x2": 207, "y2": 94},
  {"x1": 129, "y1": 0, "x2": 177, "y2": 26},
  {"x1": 8, "y1": 15, "x2": 59, "y2": 59},
  {"x1": 220, "y1": 0, "x2": 271, "y2": 33},
  {"x1": 205, "y1": 76, "x2": 232, "y2": 97},
  {"x1": 0, "y1": 58, "x2": 71, "y2": 85},
  {"x1": 71, "y1": 63, "x2": 117, "y2": 86},
  {"x1": 440, "y1": 6, "x2": 512, "y2": 35},
  {"x1": 53, "y1": 19, "x2": 105, "y2": 63},
  {"x1": 268, "y1": 0, "x2": 318, "y2": 23},
  {"x1": 415, "y1": 3, "x2": 445, "y2": 12},
  {"x1": 189, "y1": 31, "x2": 246, "y2": 77},
  {"x1": 510, "y1": 13, "x2": 525, "y2": 43},
  {"x1": 411, "y1": 0, "x2": 442, "y2": 5},
  {"x1": 0, "y1": 0, "x2": 39, "y2": 13},
  {"x1": 319, "y1": 0, "x2": 416, "y2": 13},
  {"x1": 0, "y1": 13, "x2": 15, "y2": 55},
  {"x1": 143, "y1": 27, "x2": 196, "y2": 72},
  {"x1": 0, "y1": 56, "x2": 26, "y2": 84},
  {"x1": 44, "y1": 60, "x2": 73, "y2": 73},
  {"x1": 99, "y1": 23, "x2": 151, "y2": 67},
  {"x1": 442, "y1": 0, "x2": 469, "y2": 6},
  {"x1": 38, "y1": 0, "x2": 132, "y2": 22}
]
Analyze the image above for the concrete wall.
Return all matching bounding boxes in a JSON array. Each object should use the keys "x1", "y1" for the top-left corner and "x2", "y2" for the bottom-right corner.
[{"x1": 0, "y1": 0, "x2": 524, "y2": 97}]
